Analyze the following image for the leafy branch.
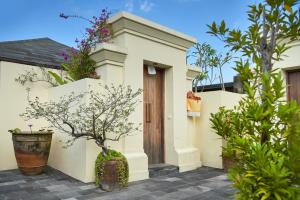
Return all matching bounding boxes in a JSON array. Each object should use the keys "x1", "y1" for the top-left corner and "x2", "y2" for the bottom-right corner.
[{"x1": 21, "y1": 84, "x2": 142, "y2": 155}]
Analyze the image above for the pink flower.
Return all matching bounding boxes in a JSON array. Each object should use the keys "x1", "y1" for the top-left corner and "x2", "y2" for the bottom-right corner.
[
  {"x1": 58, "y1": 51, "x2": 69, "y2": 61},
  {"x1": 86, "y1": 28, "x2": 94, "y2": 34},
  {"x1": 100, "y1": 27, "x2": 109, "y2": 34}
]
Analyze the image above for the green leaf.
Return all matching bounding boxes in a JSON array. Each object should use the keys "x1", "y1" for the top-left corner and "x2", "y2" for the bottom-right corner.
[
  {"x1": 284, "y1": 4, "x2": 293, "y2": 13},
  {"x1": 48, "y1": 71, "x2": 67, "y2": 85}
]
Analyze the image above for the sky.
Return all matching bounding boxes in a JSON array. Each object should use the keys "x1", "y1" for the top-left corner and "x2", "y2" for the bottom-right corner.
[{"x1": 0, "y1": 0, "x2": 260, "y2": 82}]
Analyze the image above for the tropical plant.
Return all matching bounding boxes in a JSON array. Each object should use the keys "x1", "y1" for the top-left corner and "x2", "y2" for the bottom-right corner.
[
  {"x1": 59, "y1": 48, "x2": 98, "y2": 81},
  {"x1": 190, "y1": 42, "x2": 232, "y2": 91},
  {"x1": 51, "y1": 9, "x2": 113, "y2": 82},
  {"x1": 209, "y1": 0, "x2": 300, "y2": 199}
]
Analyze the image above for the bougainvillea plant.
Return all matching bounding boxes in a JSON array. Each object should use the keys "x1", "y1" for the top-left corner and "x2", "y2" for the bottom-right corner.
[
  {"x1": 55, "y1": 9, "x2": 113, "y2": 81},
  {"x1": 60, "y1": 8, "x2": 112, "y2": 48},
  {"x1": 15, "y1": 9, "x2": 113, "y2": 86}
]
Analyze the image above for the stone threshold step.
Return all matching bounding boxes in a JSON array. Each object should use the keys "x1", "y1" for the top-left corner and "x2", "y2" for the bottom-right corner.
[{"x1": 149, "y1": 164, "x2": 179, "y2": 178}]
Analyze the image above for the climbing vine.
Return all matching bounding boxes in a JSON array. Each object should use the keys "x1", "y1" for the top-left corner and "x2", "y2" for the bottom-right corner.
[{"x1": 95, "y1": 149, "x2": 129, "y2": 188}]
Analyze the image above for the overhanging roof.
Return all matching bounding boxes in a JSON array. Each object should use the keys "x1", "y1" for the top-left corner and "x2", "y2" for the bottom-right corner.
[{"x1": 0, "y1": 38, "x2": 72, "y2": 69}]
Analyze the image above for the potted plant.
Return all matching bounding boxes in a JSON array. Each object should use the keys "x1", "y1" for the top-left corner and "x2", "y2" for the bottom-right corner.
[
  {"x1": 186, "y1": 91, "x2": 202, "y2": 117},
  {"x1": 21, "y1": 84, "x2": 142, "y2": 191},
  {"x1": 8, "y1": 126, "x2": 53, "y2": 175},
  {"x1": 210, "y1": 107, "x2": 240, "y2": 170},
  {"x1": 221, "y1": 145, "x2": 236, "y2": 172}
]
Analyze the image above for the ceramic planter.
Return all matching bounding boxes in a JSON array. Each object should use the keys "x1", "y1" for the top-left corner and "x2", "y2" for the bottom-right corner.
[
  {"x1": 187, "y1": 91, "x2": 202, "y2": 117},
  {"x1": 187, "y1": 98, "x2": 202, "y2": 117},
  {"x1": 100, "y1": 159, "x2": 123, "y2": 191},
  {"x1": 11, "y1": 131, "x2": 53, "y2": 175}
]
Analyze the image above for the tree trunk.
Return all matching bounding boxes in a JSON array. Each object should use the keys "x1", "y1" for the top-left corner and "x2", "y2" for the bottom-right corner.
[{"x1": 102, "y1": 146, "x2": 108, "y2": 156}]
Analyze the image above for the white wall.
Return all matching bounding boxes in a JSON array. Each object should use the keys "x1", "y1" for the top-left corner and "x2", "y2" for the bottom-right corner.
[
  {"x1": 0, "y1": 61, "x2": 59, "y2": 171},
  {"x1": 48, "y1": 79, "x2": 104, "y2": 182},
  {"x1": 195, "y1": 91, "x2": 242, "y2": 168},
  {"x1": 274, "y1": 41, "x2": 300, "y2": 71}
]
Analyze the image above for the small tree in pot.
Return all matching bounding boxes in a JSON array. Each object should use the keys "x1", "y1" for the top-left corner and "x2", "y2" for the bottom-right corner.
[{"x1": 21, "y1": 84, "x2": 142, "y2": 191}]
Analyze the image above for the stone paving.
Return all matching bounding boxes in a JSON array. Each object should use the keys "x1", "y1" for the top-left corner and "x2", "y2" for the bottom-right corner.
[{"x1": 0, "y1": 166, "x2": 234, "y2": 200}]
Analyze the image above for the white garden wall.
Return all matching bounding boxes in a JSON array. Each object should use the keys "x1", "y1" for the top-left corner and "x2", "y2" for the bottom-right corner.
[
  {"x1": 0, "y1": 61, "x2": 61, "y2": 171},
  {"x1": 195, "y1": 91, "x2": 243, "y2": 168},
  {"x1": 185, "y1": 68, "x2": 243, "y2": 169}
]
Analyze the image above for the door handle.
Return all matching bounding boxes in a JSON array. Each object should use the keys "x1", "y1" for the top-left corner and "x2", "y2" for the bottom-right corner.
[{"x1": 146, "y1": 103, "x2": 151, "y2": 123}]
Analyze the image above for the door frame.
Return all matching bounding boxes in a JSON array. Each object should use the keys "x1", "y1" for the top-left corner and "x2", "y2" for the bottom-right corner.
[
  {"x1": 286, "y1": 69, "x2": 300, "y2": 102},
  {"x1": 143, "y1": 65, "x2": 165, "y2": 164}
]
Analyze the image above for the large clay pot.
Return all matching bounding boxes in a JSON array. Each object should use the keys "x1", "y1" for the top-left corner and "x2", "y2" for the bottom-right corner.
[
  {"x1": 100, "y1": 160, "x2": 122, "y2": 191},
  {"x1": 11, "y1": 131, "x2": 53, "y2": 175}
]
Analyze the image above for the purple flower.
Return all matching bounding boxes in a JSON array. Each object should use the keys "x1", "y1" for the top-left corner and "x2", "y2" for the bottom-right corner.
[
  {"x1": 58, "y1": 50, "x2": 69, "y2": 61},
  {"x1": 86, "y1": 28, "x2": 94, "y2": 34},
  {"x1": 100, "y1": 27, "x2": 109, "y2": 34},
  {"x1": 70, "y1": 47, "x2": 78, "y2": 55},
  {"x1": 59, "y1": 12, "x2": 69, "y2": 19}
]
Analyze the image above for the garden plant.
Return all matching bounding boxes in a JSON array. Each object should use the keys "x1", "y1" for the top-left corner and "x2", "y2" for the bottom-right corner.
[
  {"x1": 15, "y1": 9, "x2": 113, "y2": 86},
  {"x1": 21, "y1": 84, "x2": 142, "y2": 190},
  {"x1": 8, "y1": 126, "x2": 53, "y2": 175},
  {"x1": 209, "y1": 0, "x2": 300, "y2": 199},
  {"x1": 190, "y1": 42, "x2": 232, "y2": 91},
  {"x1": 56, "y1": 9, "x2": 113, "y2": 82}
]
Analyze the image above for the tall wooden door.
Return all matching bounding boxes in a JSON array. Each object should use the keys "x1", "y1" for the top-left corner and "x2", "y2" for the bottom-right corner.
[
  {"x1": 143, "y1": 66, "x2": 164, "y2": 164},
  {"x1": 287, "y1": 71, "x2": 300, "y2": 104}
]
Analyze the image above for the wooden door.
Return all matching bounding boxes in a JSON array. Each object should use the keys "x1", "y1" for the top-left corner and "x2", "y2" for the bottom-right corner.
[
  {"x1": 287, "y1": 71, "x2": 300, "y2": 104},
  {"x1": 143, "y1": 66, "x2": 164, "y2": 164}
]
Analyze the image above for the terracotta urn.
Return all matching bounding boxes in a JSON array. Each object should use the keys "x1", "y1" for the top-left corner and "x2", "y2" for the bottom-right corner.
[{"x1": 11, "y1": 131, "x2": 53, "y2": 175}]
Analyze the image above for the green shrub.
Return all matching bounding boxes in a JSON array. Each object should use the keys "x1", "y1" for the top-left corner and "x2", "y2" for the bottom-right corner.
[
  {"x1": 229, "y1": 142, "x2": 300, "y2": 200},
  {"x1": 208, "y1": 0, "x2": 300, "y2": 199}
]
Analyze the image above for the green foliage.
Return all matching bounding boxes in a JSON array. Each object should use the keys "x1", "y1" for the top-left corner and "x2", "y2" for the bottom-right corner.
[
  {"x1": 61, "y1": 49, "x2": 99, "y2": 81},
  {"x1": 8, "y1": 128, "x2": 21, "y2": 134},
  {"x1": 95, "y1": 149, "x2": 129, "y2": 188},
  {"x1": 207, "y1": 0, "x2": 300, "y2": 66},
  {"x1": 229, "y1": 143, "x2": 299, "y2": 200},
  {"x1": 190, "y1": 42, "x2": 232, "y2": 91},
  {"x1": 209, "y1": 0, "x2": 300, "y2": 199},
  {"x1": 211, "y1": 72, "x2": 300, "y2": 199},
  {"x1": 287, "y1": 111, "x2": 300, "y2": 185},
  {"x1": 15, "y1": 67, "x2": 60, "y2": 87},
  {"x1": 47, "y1": 71, "x2": 68, "y2": 85}
]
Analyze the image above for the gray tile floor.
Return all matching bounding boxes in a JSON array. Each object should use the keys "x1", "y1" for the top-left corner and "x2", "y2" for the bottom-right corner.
[{"x1": 0, "y1": 167, "x2": 234, "y2": 200}]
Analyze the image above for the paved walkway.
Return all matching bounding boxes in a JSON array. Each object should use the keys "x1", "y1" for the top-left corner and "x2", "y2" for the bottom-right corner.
[{"x1": 0, "y1": 167, "x2": 234, "y2": 200}]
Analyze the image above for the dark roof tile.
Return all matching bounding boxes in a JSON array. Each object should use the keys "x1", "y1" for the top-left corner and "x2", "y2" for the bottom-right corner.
[{"x1": 0, "y1": 38, "x2": 72, "y2": 69}]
